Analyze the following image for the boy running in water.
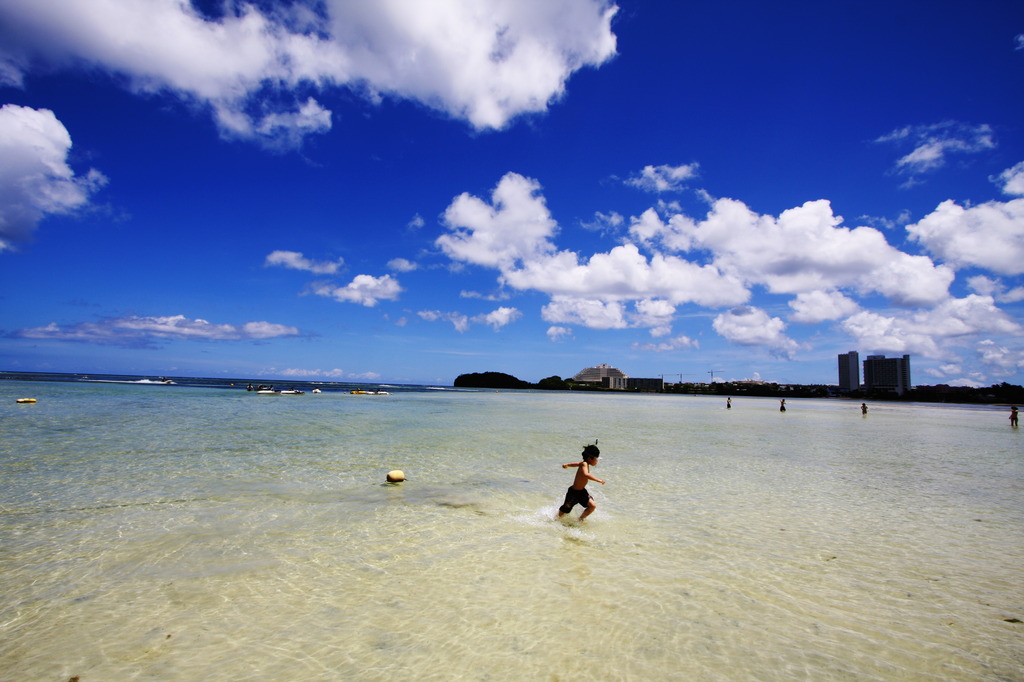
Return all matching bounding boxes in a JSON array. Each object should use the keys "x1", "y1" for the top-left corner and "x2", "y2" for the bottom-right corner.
[{"x1": 557, "y1": 444, "x2": 605, "y2": 521}]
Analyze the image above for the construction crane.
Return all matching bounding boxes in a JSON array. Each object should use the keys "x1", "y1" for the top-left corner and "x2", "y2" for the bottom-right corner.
[{"x1": 708, "y1": 369, "x2": 726, "y2": 382}]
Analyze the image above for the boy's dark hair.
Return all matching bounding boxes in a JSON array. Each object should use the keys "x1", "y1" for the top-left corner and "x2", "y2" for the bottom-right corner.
[{"x1": 582, "y1": 444, "x2": 600, "y2": 459}]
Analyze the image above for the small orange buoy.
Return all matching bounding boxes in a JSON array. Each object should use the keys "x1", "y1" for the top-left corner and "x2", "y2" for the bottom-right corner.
[
  {"x1": 16, "y1": 398, "x2": 37, "y2": 404},
  {"x1": 386, "y1": 470, "x2": 405, "y2": 483}
]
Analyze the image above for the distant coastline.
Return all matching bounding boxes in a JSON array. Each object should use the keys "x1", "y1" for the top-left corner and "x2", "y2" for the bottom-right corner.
[
  {"x1": 453, "y1": 370, "x2": 1024, "y2": 405},
  {"x1": 4, "y1": 369, "x2": 1022, "y2": 405}
]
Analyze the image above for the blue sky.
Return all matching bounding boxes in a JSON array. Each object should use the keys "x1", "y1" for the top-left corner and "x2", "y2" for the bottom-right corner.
[{"x1": 1, "y1": 0, "x2": 1023, "y2": 387}]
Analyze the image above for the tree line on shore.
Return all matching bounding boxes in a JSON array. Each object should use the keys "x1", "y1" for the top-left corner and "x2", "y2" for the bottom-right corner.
[{"x1": 453, "y1": 372, "x2": 1024, "y2": 405}]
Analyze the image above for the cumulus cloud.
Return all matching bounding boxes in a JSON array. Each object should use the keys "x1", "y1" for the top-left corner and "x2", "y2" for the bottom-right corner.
[
  {"x1": 434, "y1": 170, "x2": 1024, "y2": 365},
  {"x1": 906, "y1": 198, "x2": 1024, "y2": 275},
  {"x1": 505, "y1": 245, "x2": 749, "y2": 307},
  {"x1": 967, "y1": 275, "x2": 1024, "y2": 304},
  {"x1": 546, "y1": 325, "x2": 572, "y2": 340},
  {"x1": 540, "y1": 292, "x2": 705, "y2": 333},
  {"x1": 0, "y1": 0, "x2": 618, "y2": 146},
  {"x1": 653, "y1": 197, "x2": 953, "y2": 306},
  {"x1": 438, "y1": 173, "x2": 751, "y2": 316},
  {"x1": 841, "y1": 295, "x2": 1022, "y2": 360},
  {"x1": 266, "y1": 250, "x2": 344, "y2": 274},
  {"x1": 542, "y1": 296, "x2": 627, "y2": 329},
  {"x1": 994, "y1": 161, "x2": 1024, "y2": 196},
  {"x1": 13, "y1": 314, "x2": 299, "y2": 347},
  {"x1": 312, "y1": 273, "x2": 402, "y2": 306},
  {"x1": 632, "y1": 298, "x2": 676, "y2": 335},
  {"x1": 876, "y1": 121, "x2": 995, "y2": 184},
  {"x1": 437, "y1": 172, "x2": 559, "y2": 268},
  {"x1": 976, "y1": 339, "x2": 1024, "y2": 377},
  {"x1": 417, "y1": 306, "x2": 519, "y2": 332},
  {"x1": 712, "y1": 306, "x2": 801, "y2": 358},
  {"x1": 0, "y1": 104, "x2": 106, "y2": 252},
  {"x1": 788, "y1": 290, "x2": 860, "y2": 324},
  {"x1": 626, "y1": 163, "x2": 699, "y2": 193},
  {"x1": 480, "y1": 306, "x2": 522, "y2": 330}
]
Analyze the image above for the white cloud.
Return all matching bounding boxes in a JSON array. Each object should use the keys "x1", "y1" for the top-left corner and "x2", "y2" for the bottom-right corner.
[
  {"x1": 0, "y1": 0, "x2": 618, "y2": 145},
  {"x1": 712, "y1": 306, "x2": 801, "y2": 358},
  {"x1": 994, "y1": 161, "x2": 1024, "y2": 196},
  {"x1": 437, "y1": 173, "x2": 750, "y2": 329},
  {"x1": 0, "y1": 104, "x2": 106, "y2": 252},
  {"x1": 546, "y1": 325, "x2": 572, "y2": 340},
  {"x1": 312, "y1": 273, "x2": 402, "y2": 306},
  {"x1": 580, "y1": 210, "x2": 624, "y2": 233},
  {"x1": 388, "y1": 257, "x2": 418, "y2": 272},
  {"x1": 460, "y1": 289, "x2": 511, "y2": 302},
  {"x1": 788, "y1": 290, "x2": 859, "y2": 324},
  {"x1": 438, "y1": 172, "x2": 558, "y2": 268},
  {"x1": 271, "y1": 367, "x2": 381, "y2": 380},
  {"x1": 266, "y1": 250, "x2": 344, "y2": 274},
  {"x1": 15, "y1": 314, "x2": 299, "y2": 346},
  {"x1": 504, "y1": 245, "x2": 749, "y2": 307},
  {"x1": 631, "y1": 335, "x2": 698, "y2": 352},
  {"x1": 479, "y1": 306, "x2": 521, "y2": 330},
  {"x1": 632, "y1": 298, "x2": 675, "y2": 335},
  {"x1": 276, "y1": 367, "x2": 347, "y2": 378},
  {"x1": 417, "y1": 306, "x2": 519, "y2": 332},
  {"x1": 628, "y1": 208, "x2": 671, "y2": 246},
  {"x1": 626, "y1": 163, "x2": 699, "y2": 193},
  {"x1": 542, "y1": 296, "x2": 628, "y2": 329},
  {"x1": 254, "y1": 97, "x2": 333, "y2": 150},
  {"x1": 841, "y1": 295, "x2": 1022, "y2": 360},
  {"x1": 418, "y1": 310, "x2": 471, "y2": 332},
  {"x1": 976, "y1": 339, "x2": 1024, "y2": 377},
  {"x1": 876, "y1": 121, "x2": 995, "y2": 182},
  {"x1": 906, "y1": 198, "x2": 1024, "y2": 275},
  {"x1": 967, "y1": 275, "x2": 1024, "y2": 304},
  {"x1": 661, "y1": 197, "x2": 953, "y2": 306}
]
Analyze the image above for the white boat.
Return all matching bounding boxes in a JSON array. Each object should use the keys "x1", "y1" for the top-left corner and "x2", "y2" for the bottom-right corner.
[
  {"x1": 85, "y1": 377, "x2": 176, "y2": 385},
  {"x1": 258, "y1": 389, "x2": 304, "y2": 395}
]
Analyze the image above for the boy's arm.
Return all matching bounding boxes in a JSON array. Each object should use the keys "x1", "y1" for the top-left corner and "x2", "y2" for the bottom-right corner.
[
  {"x1": 584, "y1": 471, "x2": 606, "y2": 485},
  {"x1": 562, "y1": 460, "x2": 583, "y2": 469}
]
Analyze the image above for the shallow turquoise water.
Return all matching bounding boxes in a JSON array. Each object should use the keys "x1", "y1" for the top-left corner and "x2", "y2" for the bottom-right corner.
[{"x1": 1, "y1": 380, "x2": 1022, "y2": 680}]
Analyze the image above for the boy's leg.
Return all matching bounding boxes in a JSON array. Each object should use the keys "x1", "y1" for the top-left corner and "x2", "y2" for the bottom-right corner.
[{"x1": 579, "y1": 497, "x2": 597, "y2": 520}]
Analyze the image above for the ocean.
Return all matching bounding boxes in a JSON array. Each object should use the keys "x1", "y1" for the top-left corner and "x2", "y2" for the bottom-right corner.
[{"x1": 1, "y1": 375, "x2": 1022, "y2": 680}]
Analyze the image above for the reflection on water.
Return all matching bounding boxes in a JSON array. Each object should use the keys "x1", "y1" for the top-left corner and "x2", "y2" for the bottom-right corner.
[{"x1": 1, "y1": 381, "x2": 1021, "y2": 680}]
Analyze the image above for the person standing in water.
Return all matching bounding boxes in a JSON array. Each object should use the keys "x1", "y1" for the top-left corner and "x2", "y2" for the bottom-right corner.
[
  {"x1": 780, "y1": 399, "x2": 786, "y2": 412},
  {"x1": 861, "y1": 403, "x2": 868, "y2": 415},
  {"x1": 727, "y1": 397, "x2": 732, "y2": 409},
  {"x1": 1011, "y1": 406, "x2": 1019, "y2": 428},
  {"x1": 557, "y1": 444, "x2": 605, "y2": 521}
]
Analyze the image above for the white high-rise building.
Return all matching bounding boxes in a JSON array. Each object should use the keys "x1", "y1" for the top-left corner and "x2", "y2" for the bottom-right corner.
[
  {"x1": 838, "y1": 351, "x2": 860, "y2": 392},
  {"x1": 863, "y1": 354, "x2": 912, "y2": 396},
  {"x1": 572, "y1": 363, "x2": 627, "y2": 384}
]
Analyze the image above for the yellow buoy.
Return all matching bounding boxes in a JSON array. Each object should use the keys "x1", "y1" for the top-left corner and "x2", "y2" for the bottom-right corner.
[
  {"x1": 16, "y1": 398, "x2": 37, "y2": 404},
  {"x1": 386, "y1": 470, "x2": 405, "y2": 483}
]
